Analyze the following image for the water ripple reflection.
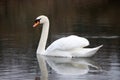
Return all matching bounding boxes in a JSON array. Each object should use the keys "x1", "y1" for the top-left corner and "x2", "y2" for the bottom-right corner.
[
  {"x1": 0, "y1": 34, "x2": 120, "y2": 80},
  {"x1": 37, "y1": 54, "x2": 102, "y2": 80}
]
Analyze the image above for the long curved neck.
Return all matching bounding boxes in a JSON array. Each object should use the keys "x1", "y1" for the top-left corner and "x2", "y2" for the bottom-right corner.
[{"x1": 37, "y1": 21, "x2": 49, "y2": 54}]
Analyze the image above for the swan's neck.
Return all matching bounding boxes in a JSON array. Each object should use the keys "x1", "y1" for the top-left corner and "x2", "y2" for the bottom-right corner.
[{"x1": 37, "y1": 21, "x2": 49, "y2": 54}]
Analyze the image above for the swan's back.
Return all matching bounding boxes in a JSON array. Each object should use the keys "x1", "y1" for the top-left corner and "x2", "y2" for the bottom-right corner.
[{"x1": 46, "y1": 35, "x2": 89, "y2": 52}]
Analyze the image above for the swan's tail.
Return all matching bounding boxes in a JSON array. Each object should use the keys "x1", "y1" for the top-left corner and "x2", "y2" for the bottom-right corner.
[
  {"x1": 86, "y1": 45, "x2": 103, "y2": 57},
  {"x1": 94, "y1": 45, "x2": 103, "y2": 50},
  {"x1": 72, "y1": 45, "x2": 103, "y2": 57}
]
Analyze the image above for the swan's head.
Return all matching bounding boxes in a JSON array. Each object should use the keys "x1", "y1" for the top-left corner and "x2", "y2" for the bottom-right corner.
[{"x1": 33, "y1": 15, "x2": 49, "y2": 27}]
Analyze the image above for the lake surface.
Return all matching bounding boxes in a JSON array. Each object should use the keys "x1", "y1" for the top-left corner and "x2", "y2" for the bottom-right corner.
[
  {"x1": 0, "y1": 34, "x2": 120, "y2": 80},
  {"x1": 0, "y1": 0, "x2": 120, "y2": 80}
]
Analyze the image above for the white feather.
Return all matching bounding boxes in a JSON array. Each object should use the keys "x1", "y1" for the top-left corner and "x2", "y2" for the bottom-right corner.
[
  {"x1": 34, "y1": 15, "x2": 103, "y2": 57},
  {"x1": 46, "y1": 35, "x2": 89, "y2": 52}
]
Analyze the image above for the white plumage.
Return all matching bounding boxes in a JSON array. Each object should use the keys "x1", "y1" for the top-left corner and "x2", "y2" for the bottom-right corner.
[
  {"x1": 46, "y1": 35, "x2": 89, "y2": 52},
  {"x1": 33, "y1": 15, "x2": 103, "y2": 58}
]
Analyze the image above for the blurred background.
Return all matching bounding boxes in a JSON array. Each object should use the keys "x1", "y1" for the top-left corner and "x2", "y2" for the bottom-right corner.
[
  {"x1": 0, "y1": 0, "x2": 120, "y2": 47},
  {"x1": 0, "y1": 0, "x2": 120, "y2": 80}
]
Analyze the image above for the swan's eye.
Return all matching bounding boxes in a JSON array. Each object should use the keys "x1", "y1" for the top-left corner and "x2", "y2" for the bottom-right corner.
[
  {"x1": 35, "y1": 18, "x2": 41, "y2": 23},
  {"x1": 35, "y1": 19, "x2": 40, "y2": 23}
]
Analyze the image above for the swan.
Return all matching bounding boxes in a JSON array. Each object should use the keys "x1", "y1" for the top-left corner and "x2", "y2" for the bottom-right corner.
[{"x1": 33, "y1": 15, "x2": 103, "y2": 58}]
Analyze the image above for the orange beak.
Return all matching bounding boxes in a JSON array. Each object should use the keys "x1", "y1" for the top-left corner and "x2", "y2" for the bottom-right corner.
[{"x1": 33, "y1": 21, "x2": 40, "y2": 28}]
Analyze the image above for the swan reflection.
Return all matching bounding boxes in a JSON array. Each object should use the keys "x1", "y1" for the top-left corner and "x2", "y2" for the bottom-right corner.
[{"x1": 37, "y1": 54, "x2": 101, "y2": 79}]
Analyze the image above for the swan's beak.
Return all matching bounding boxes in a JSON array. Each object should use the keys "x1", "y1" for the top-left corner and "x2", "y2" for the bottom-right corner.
[{"x1": 33, "y1": 21, "x2": 40, "y2": 28}]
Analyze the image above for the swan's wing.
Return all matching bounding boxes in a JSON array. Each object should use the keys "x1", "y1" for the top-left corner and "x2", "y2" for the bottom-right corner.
[{"x1": 46, "y1": 35, "x2": 89, "y2": 52}]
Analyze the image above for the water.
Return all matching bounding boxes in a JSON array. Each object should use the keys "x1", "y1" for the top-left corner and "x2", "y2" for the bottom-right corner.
[
  {"x1": 0, "y1": 34, "x2": 120, "y2": 80},
  {"x1": 0, "y1": 0, "x2": 120, "y2": 80}
]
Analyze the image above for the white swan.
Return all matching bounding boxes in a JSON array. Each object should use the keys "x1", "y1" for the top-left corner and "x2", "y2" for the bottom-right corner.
[{"x1": 33, "y1": 15, "x2": 103, "y2": 57}]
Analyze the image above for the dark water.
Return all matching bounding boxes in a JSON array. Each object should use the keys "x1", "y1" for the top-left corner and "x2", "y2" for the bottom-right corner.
[
  {"x1": 0, "y1": 0, "x2": 120, "y2": 80},
  {"x1": 0, "y1": 35, "x2": 120, "y2": 80}
]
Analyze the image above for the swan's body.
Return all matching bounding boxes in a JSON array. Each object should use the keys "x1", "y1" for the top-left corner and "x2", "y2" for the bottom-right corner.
[{"x1": 33, "y1": 15, "x2": 103, "y2": 58}]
